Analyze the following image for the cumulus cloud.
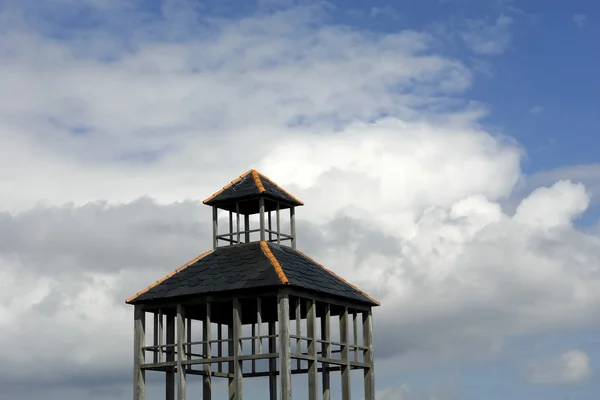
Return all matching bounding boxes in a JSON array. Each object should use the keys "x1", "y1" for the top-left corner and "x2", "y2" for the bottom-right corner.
[
  {"x1": 461, "y1": 14, "x2": 514, "y2": 55},
  {"x1": 1, "y1": 1, "x2": 600, "y2": 399},
  {"x1": 573, "y1": 14, "x2": 586, "y2": 27},
  {"x1": 524, "y1": 350, "x2": 592, "y2": 384}
]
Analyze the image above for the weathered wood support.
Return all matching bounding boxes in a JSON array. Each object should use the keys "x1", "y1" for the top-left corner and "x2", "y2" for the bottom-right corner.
[
  {"x1": 295, "y1": 297, "x2": 301, "y2": 370},
  {"x1": 276, "y1": 203, "x2": 281, "y2": 244},
  {"x1": 233, "y1": 299, "x2": 243, "y2": 400},
  {"x1": 244, "y1": 215, "x2": 250, "y2": 243},
  {"x1": 290, "y1": 207, "x2": 296, "y2": 250},
  {"x1": 268, "y1": 321, "x2": 277, "y2": 400},
  {"x1": 363, "y1": 309, "x2": 375, "y2": 400},
  {"x1": 259, "y1": 197, "x2": 266, "y2": 241},
  {"x1": 278, "y1": 292, "x2": 292, "y2": 400},
  {"x1": 176, "y1": 305, "x2": 186, "y2": 400},
  {"x1": 166, "y1": 314, "x2": 175, "y2": 400},
  {"x1": 212, "y1": 207, "x2": 218, "y2": 250},
  {"x1": 340, "y1": 307, "x2": 351, "y2": 400},
  {"x1": 321, "y1": 304, "x2": 331, "y2": 400},
  {"x1": 203, "y1": 303, "x2": 212, "y2": 400},
  {"x1": 307, "y1": 299, "x2": 318, "y2": 400},
  {"x1": 134, "y1": 306, "x2": 146, "y2": 400}
]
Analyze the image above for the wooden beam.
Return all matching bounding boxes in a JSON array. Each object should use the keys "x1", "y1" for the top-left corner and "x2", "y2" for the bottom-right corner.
[
  {"x1": 259, "y1": 197, "x2": 266, "y2": 241},
  {"x1": 232, "y1": 299, "x2": 243, "y2": 400},
  {"x1": 218, "y1": 324, "x2": 223, "y2": 373},
  {"x1": 166, "y1": 314, "x2": 175, "y2": 400},
  {"x1": 363, "y1": 309, "x2": 375, "y2": 400},
  {"x1": 244, "y1": 215, "x2": 250, "y2": 243},
  {"x1": 236, "y1": 202, "x2": 241, "y2": 244},
  {"x1": 186, "y1": 317, "x2": 192, "y2": 370},
  {"x1": 229, "y1": 211, "x2": 234, "y2": 243},
  {"x1": 228, "y1": 322, "x2": 234, "y2": 400},
  {"x1": 153, "y1": 312, "x2": 159, "y2": 364},
  {"x1": 290, "y1": 207, "x2": 296, "y2": 250},
  {"x1": 307, "y1": 299, "x2": 318, "y2": 400},
  {"x1": 278, "y1": 292, "x2": 292, "y2": 400},
  {"x1": 133, "y1": 306, "x2": 146, "y2": 400},
  {"x1": 276, "y1": 203, "x2": 281, "y2": 244},
  {"x1": 340, "y1": 306, "x2": 351, "y2": 400},
  {"x1": 268, "y1": 210, "x2": 272, "y2": 242},
  {"x1": 203, "y1": 303, "x2": 212, "y2": 400},
  {"x1": 176, "y1": 305, "x2": 186, "y2": 400},
  {"x1": 158, "y1": 309, "x2": 164, "y2": 363},
  {"x1": 353, "y1": 311, "x2": 359, "y2": 362},
  {"x1": 268, "y1": 321, "x2": 277, "y2": 400},
  {"x1": 212, "y1": 206, "x2": 218, "y2": 250},
  {"x1": 295, "y1": 297, "x2": 301, "y2": 371},
  {"x1": 321, "y1": 304, "x2": 331, "y2": 400}
]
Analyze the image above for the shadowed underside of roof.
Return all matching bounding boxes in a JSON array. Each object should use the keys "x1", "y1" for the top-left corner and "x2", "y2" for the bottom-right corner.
[
  {"x1": 126, "y1": 241, "x2": 378, "y2": 306},
  {"x1": 203, "y1": 169, "x2": 304, "y2": 213}
]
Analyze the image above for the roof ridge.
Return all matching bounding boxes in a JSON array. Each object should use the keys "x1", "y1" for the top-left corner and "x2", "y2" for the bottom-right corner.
[
  {"x1": 203, "y1": 169, "x2": 253, "y2": 204},
  {"x1": 260, "y1": 240, "x2": 289, "y2": 284},
  {"x1": 257, "y1": 172, "x2": 305, "y2": 205},
  {"x1": 126, "y1": 249, "x2": 213, "y2": 303},
  {"x1": 251, "y1": 169, "x2": 266, "y2": 193},
  {"x1": 295, "y1": 250, "x2": 380, "y2": 305}
]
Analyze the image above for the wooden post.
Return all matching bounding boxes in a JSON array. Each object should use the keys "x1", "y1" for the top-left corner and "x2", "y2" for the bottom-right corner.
[
  {"x1": 259, "y1": 197, "x2": 266, "y2": 241},
  {"x1": 236, "y1": 203, "x2": 241, "y2": 244},
  {"x1": 212, "y1": 206, "x2": 218, "y2": 250},
  {"x1": 177, "y1": 305, "x2": 186, "y2": 400},
  {"x1": 228, "y1": 322, "x2": 234, "y2": 400},
  {"x1": 133, "y1": 306, "x2": 145, "y2": 400},
  {"x1": 321, "y1": 304, "x2": 331, "y2": 400},
  {"x1": 203, "y1": 303, "x2": 212, "y2": 400},
  {"x1": 290, "y1": 207, "x2": 296, "y2": 250},
  {"x1": 340, "y1": 307, "x2": 351, "y2": 400},
  {"x1": 295, "y1": 297, "x2": 301, "y2": 371},
  {"x1": 233, "y1": 299, "x2": 243, "y2": 399},
  {"x1": 363, "y1": 309, "x2": 375, "y2": 400},
  {"x1": 186, "y1": 317, "x2": 192, "y2": 370},
  {"x1": 166, "y1": 314, "x2": 175, "y2": 400},
  {"x1": 153, "y1": 312, "x2": 159, "y2": 364},
  {"x1": 218, "y1": 324, "x2": 223, "y2": 373},
  {"x1": 276, "y1": 203, "x2": 281, "y2": 244},
  {"x1": 268, "y1": 210, "x2": 272, "y2": 242},
  {"x1": 353, "y1": 311, "x2": 359, "y2": 362},
  {"x1": 257, "y1": 297, "x2": 263, "y2": 357},
  {"x1": 268, "y1": 321, "x2": 277, "y2": 400},
  {"x1": 278, "y1": 292, "x2": 292, "y2": 400},
  {"x1": 244, "y1": 215, "x2": 250, "y2": 243},
  {"x1": 229, "y1": 211, "x2": 234, "y2": 244},
  {"x1": 307, "y1": 299, "x2": 318, "y2": 400},
  {"x1": 158, "y1": 309, "x2": 163, "y2": 363}
]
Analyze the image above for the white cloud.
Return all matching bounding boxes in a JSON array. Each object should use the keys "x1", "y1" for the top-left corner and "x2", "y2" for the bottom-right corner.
[
  {"x1": 461, "y1": 14, "x2": 514, "y2": 55},
  {"x1": 529, "y1": 105, "x2": 544, "y2": 114},
  {"x1": 573, "y1": 14, "x2": 587, "y2": 27},
  {"x1": 370, "y1": 6, "x2": 401, "y2": 20},
  {"x1": 1, "y1": 2, "x2": 600, "y2": 399},
  {"x1": 525, "y1": 350, "x2": 592, "y2": 384}
]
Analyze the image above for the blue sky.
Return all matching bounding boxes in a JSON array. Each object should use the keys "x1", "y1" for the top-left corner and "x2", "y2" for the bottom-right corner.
[{"x1": 1, "y1": 0, "x2": 600, "y2": 399}]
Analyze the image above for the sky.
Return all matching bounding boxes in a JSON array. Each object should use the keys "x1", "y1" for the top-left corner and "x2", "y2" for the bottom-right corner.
[{"x1": 0, "y1": 0, "x2": 599, "y2": 399}]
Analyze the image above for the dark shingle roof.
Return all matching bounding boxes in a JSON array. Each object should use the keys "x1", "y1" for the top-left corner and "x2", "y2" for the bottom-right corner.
[
  {"x1": 203, "y1": 170, "x2": 303, "y2": 211},
  {"x1": 127, "y1": 242, "x2": 378, "y2": 306}
]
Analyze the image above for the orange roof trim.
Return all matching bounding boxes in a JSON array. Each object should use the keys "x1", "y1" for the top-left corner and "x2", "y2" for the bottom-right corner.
[
  {"x1": 125, "y1": 249, "x2": 213, "y2": 303},
  {"x1": 260, "y1": 240, "x2": 289, "y2": 284},
  {"x1": 296, "y1": 250, "x2": 380, "y2": 305},
  {"x1": 251, "y1": 169, "x2": 266, "y2": 193},
  {"x1": 202, "y1": 169, "x2": 253, "y2": 204}
]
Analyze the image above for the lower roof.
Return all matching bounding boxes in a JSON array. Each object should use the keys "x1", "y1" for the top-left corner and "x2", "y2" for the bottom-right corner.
[{"x1": 127, "y1": 241, "x2": 379, "y2": 306}]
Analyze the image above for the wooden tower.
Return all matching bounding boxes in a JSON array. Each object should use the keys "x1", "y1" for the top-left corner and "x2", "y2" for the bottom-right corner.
[{"x1": 126, "y1": 169, "x2": 379, "y2": 400}]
